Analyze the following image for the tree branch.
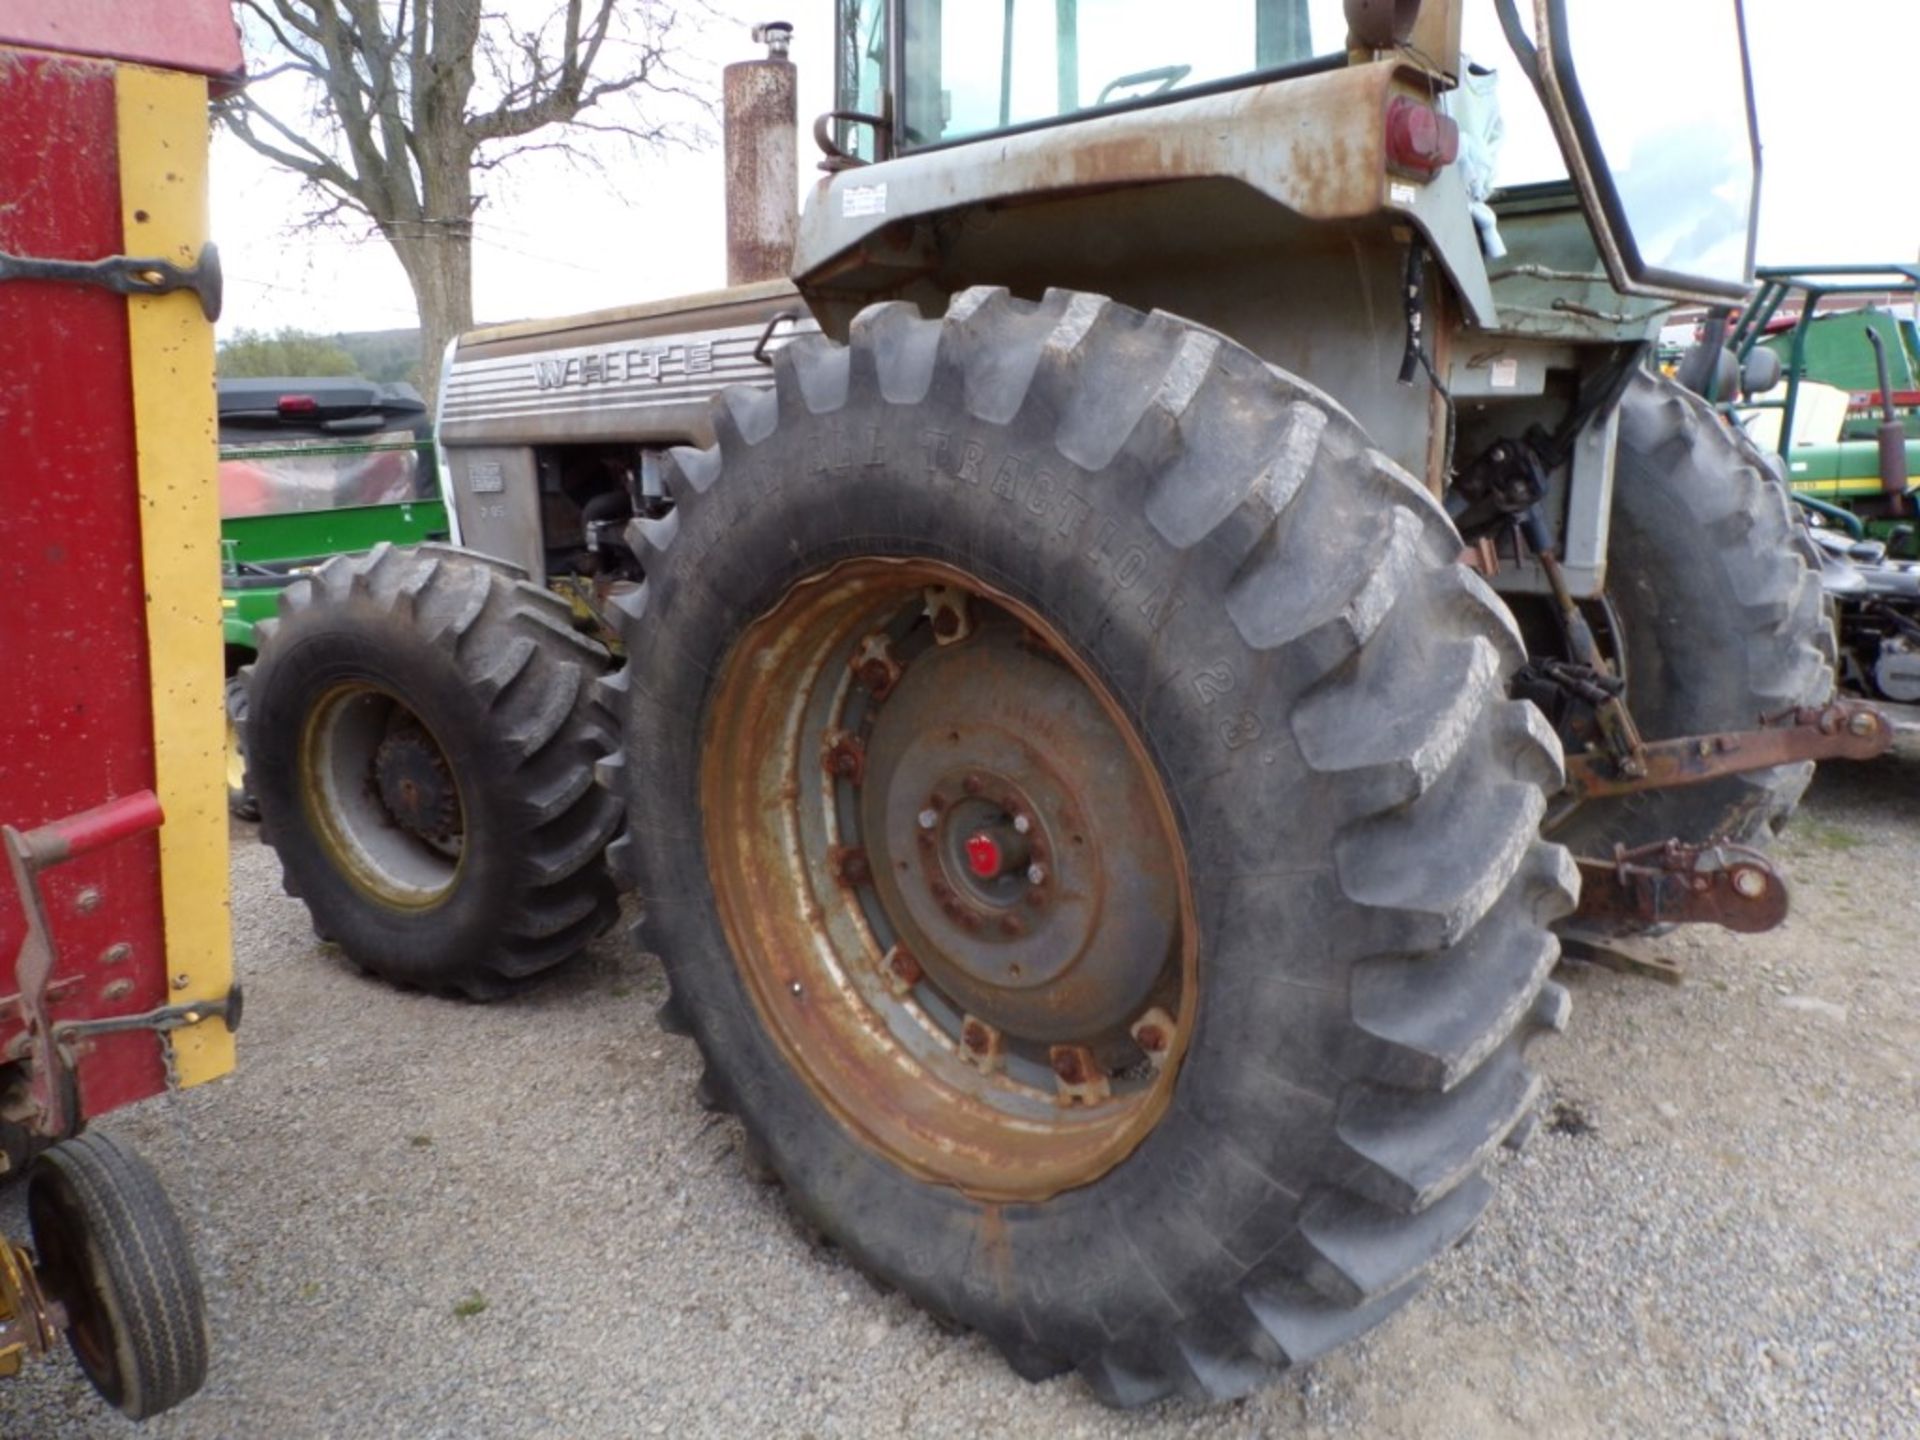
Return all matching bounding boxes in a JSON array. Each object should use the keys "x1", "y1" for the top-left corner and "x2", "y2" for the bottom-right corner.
[
  {"x1": 216, "y1": 0, "x2": 706, "y2": 412},
  {"x1": 220, "y1": 93, "x2": 360, "y2": 198}
]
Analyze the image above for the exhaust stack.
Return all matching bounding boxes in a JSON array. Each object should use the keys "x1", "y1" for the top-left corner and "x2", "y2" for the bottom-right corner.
[{"x1": 724, "y1": 22, "x2": 799, "y2": 286}]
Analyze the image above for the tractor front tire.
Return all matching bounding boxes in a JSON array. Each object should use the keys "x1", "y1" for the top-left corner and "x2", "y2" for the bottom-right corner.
[
  {"x1": 224, "y1": 673, "x2": 260, "y2": 822},
  {"x1": 608, "y1": 288, "x2": 1577, "y2": 1405},
  {"x1": 248, "y1": 544, "x2": 622, "y2": 999},
  {"x1": 1553, "y1": 372, "x2": 1833, "y2": 859}
]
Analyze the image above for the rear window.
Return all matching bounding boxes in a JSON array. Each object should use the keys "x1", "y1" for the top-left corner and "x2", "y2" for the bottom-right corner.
[
  {"x1": 898, "y1": 0, "x2": 1348, "y2": 150},
  {"x1": 218, "y1": 433, "x2": 436, "y2": 520}
]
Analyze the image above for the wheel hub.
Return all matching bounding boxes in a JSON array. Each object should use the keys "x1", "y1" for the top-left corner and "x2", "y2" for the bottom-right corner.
[
  {"x1": 702, "y1": 558, "x2": 1196, "y2": 1201},
  {"x1": 864, "y1": 634, "x2": 1177, "y2": 1040},
  {"x1": 373, "y1": 725, "x2": 460, "y2": 843},
  {"x1": 300, "y1": 683, "x2": 464, "y2": 909},
  {"x1": 960, "y1": 816, "x2": 1027, "y2": 884}
]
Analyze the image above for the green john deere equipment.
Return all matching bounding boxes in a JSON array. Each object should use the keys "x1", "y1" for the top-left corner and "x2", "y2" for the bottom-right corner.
[
  {"x1": 245, "y1": 1, "x2": 1885, "y2": 1406},
  {"x1": 217, "y1": 377, "x2": 449, "y2": 817},
  {"x1": 1717, "y1": 267, "x2": 1920, "y2": 707},
  {"x1": 1730, "y1": 263, "x2": 1920, "y2": 542}
]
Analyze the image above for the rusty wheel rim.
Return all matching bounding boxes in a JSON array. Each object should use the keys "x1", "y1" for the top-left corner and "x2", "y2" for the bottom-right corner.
[
  {"x1": 702, "y1": 558, "x2": 1196, "y2": 1202},
  {"x1": 26, "y1": 1169, "x2": 115, "y2": 1396},
  {"x1": 299, "y1": 682, "x2": 466, "y2": 909},
  {"x1": 224, "y1": 709, "x2": 247, "y2": 797}
]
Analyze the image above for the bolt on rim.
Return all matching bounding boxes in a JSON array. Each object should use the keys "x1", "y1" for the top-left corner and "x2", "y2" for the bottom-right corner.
[
  {"x1": 702, "y1": 557, "x2": 1196, "y2": 1202},
  {"x1": 298, "y1": 681, "x2": 465, "y2": 909}
]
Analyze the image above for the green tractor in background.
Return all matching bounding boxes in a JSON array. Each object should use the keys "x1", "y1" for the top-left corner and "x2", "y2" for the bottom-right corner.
[
  {"x1": 217, "y1": 377, "x2": 449, "y2": 817},
  {"x1": 1731, "y1": 264, "x2": 1920, "y2": 541},
  {"x1": 1724, "y1": 266, "x2": 1920, "y2": 707}
]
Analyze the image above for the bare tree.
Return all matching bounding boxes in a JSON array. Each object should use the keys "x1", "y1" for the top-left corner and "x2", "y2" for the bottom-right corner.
[{"x1": 221, "y1": 1, "x2": 699, "y2": 406}]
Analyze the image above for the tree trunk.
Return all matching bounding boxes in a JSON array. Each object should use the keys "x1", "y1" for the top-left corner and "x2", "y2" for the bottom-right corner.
[{"x1": 391, "y1": 223, "x2": 473, "y2": 417}]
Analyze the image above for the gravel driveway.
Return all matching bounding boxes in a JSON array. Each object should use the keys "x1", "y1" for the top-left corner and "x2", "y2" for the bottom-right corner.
[{"x1": 8, "y1": 746, "x2": 1918, "y2": 1439}]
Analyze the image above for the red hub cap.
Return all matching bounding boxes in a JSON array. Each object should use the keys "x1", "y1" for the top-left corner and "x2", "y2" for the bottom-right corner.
[{"x1": 965, "y1": 832, "x2": 1002, "y2": 877}]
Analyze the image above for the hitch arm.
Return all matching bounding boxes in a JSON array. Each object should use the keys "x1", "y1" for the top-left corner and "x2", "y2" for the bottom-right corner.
[
  {"x1": 1563, "y1": 701, "x2": 1893, "y2": 801},
  {"x1": 1571, "y1": 841, "x2": 1787, "y2": 936}
]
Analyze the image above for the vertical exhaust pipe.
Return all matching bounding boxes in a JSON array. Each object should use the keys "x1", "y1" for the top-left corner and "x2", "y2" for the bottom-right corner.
[
  {"x1": 1867, "y1": 326, "x2": 1910, "y2": 508},
  {"x1": 724, "y1": 22, "x2": 799, "y2": 286}
]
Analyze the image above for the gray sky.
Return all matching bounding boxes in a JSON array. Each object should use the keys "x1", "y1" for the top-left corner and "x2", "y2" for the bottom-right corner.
[{"x1": 212, "y1": 1, "x2": 1920, "y2": 338}]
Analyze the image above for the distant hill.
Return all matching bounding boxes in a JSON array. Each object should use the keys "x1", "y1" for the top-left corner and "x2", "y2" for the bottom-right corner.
[{"x1": 218, "y1": 326, "x2": 422, "y2": 385}]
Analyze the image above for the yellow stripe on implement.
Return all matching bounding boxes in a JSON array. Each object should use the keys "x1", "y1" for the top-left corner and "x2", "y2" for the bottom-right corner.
[{"x1": 116, "y1": 63, "x2": 234, "y2": 1090}]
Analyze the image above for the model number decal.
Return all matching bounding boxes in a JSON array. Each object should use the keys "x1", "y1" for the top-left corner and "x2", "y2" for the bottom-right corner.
[{"x1": 841, "y1": 183, "x2": 887, "y2": 218}]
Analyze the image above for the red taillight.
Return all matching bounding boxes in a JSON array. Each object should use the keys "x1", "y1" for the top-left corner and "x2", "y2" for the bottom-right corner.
[
  {"x1": 277, "y1": 394, "x2": 319, "y2": 414},
  {"x1": 1385, "y1": 96, "x2": 1459, "y2": 180}
]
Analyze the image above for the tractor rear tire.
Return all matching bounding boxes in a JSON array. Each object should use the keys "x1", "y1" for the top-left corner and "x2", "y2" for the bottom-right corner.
[
  {"x1": 1552, "y1": 372, "x2": 1833, "y2": 859},
  {"x1": 248, "y1": 544, "x2": 622, "y2": 1000},
  {"x1": 607, "y1": 288, "x2": 1576, "y2": 1405}
]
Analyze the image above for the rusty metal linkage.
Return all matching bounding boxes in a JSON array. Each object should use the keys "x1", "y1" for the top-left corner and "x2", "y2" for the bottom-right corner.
[
  {"x1": 4, "y1": 793, "x2": 165, "y2": 1138},
  {"x1": 0, "y1": 1237, "x2": 61, "y2": 1377},
  {"x1": 1571, "y1": 839, "x2": 1788, "y2": 936},
  {"x1": 1564, "y1": 700, "x2": 1893, "y2": 801}
]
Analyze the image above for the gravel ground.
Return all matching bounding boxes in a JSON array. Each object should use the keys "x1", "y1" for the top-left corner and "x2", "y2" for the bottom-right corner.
[{"x1": 7, "y1": 747, "x2": 1918, "y2": 1440}]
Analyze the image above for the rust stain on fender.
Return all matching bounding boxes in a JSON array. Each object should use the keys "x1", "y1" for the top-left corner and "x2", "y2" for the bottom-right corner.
[{"x1": 796, "y1": 61, "x2": 1409, "y2": 291}]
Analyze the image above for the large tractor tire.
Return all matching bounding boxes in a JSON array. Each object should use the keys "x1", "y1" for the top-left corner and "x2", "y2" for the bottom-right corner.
[
  {"x1": 607, "y1": 288, "x2": 1577, "y2": 1405},
  {"x1": 1551, "y1": 372, "x2": 1833, "y2": 858},
  {"x1": 248, "y1": 544, "x2": 622, "y2": 1000}
]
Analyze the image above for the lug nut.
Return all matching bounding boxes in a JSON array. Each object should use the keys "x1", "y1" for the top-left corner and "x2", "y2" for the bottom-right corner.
[
  {"x1": 1130, "y1": 1007, "x2": 1177, "y2": 1068},
  {"x1": 959, "y1": 1016, "x2": 1003, "y2": 1072},
  {"x1": 831, "y1": 847, "x2": 870, "y2": 886},
  {"x1": 1026, "y1": 863, "x2": 1046, "y2": 886},
  {"x1": 821, "y1": 731, "x2": 865, "y2": 785},
  {"x1": 918, "y1": 808, "x2": 939, "y2": 830},
  {"x1": 1012, "y1": 813, "x2": 1031, "y2": 835},
  {"x1": 883, "y1": 945, "x2": 922, "y2": 994}
]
